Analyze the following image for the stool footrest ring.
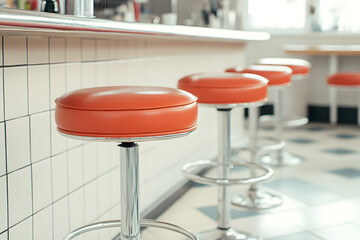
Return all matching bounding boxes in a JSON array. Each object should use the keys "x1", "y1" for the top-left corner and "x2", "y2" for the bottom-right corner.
[
  {"x1": 231, "y1": 137, "x2": 285, "y2": 155},
  {"x1": 182, "y1": 160, "x2": 273, "y2": 186},
  {"x1": 64, "y1": 219, "x2": 199, "y2": 240},
  {"x1": 260, "y1": 115, "x2": 308, "y2": 127}
]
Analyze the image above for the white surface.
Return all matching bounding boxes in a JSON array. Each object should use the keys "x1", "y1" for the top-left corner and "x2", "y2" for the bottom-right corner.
[
  {"x1": 50, "y1": 37, "x2": 66, "y2": 63},
  {"x1": 0, "y1": 232, "x2": 7, "y2": 240},
  {"x1": 0, "y1": 68, "x2": 3, "y2": 121},
  {"x1": 50, "y1": 110, "x2": 67, "y2": 155},
  {"x1": 53, "y1": 196, "x2": 69, "y2": 240},
  {"x1": 83, "y1": 143, "x2": 97, "y2": 183},
  {"x1": 28, "y1": 65, "x2": 50, "y2": 114},
  {"x1": 0, "y1": 176, "x2": 7, "y2": 232},
  {"x1": 84, "y1": 180, "x2": 98, "y2": 223},
  {"x1": 30, "y1": 112, "x2": 51, "y2": 163},
  {"x1": 0, "y1": 123, "x2": 5, "y2": 176},
  {"x1": 69, "y1": 189, "x2": 85, "y2": 230},
  {"x1": 6, "y1": 117, "x2": 30, "y2": 172},
  {"x1": 32, "y1": 159, "x2": 52, "y2": 212},
  {"x1": 66, "y1": 62, "x2": 82, "y2": 92},
  {"x1": 51, "y1": 152, "x2": 68, "y2": 201},
  {"x1": 3, "y1": 36, "x2": 26, "y2": 66},
  {"x1": 96, "y1": 39, "x2": 110, "y2": 61},
  {"x1": 81, "y1": 39, "x2": 96, "y2": 61},
  {"x1": 66, "y1": 38, "x2": 81, "y2": 62},
  {"x1": 50, "y1": 64, "x2": 66, "y2": 110},
  {"x1": 33, "y1": 205, "x2": 53, "y2": 240},
  {"x1": 82, "y1": 62, "x2": 96, "y2": 88},
  {"x1": 28, "y1": 37, "x2": 49, "y2": 64},
  {"x1": 8, "y1": 166, "x2": 32, "y2": 226},
  {"x1": 4, "y1": 67, "x2": 28, "y2": 120},
  {"x1": 8, "y1": 217, "x2": 32, "y2": 240},
  {"x1": 68, "y1": 147, "x2": 84, "y2": 192}
]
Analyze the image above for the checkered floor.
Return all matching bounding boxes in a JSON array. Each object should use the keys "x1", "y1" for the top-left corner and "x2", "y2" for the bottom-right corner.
[{"x1": 142, "y1": 123, "x2": 360, "y2": 240}]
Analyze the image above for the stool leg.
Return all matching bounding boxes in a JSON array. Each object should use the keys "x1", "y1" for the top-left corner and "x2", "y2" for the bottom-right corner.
[
  {"x1": 358, "y1": 88, "x2": 360, "y2": 127},
  {"x1": 232, "y1": 107, "x2": 282, "y2": 210},
  {"x1": 196, "y1": 109, "x2": 260, "y2": 240},
  {"x1": 119, "y1": 142, "x2": 140, "y2": 240},
  {"x1": 329, "y1": 87, "x2": 337, "y2": 125}
]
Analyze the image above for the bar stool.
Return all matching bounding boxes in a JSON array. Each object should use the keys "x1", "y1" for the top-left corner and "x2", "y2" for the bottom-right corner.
[
  {"x1": 255, "y1": 58, "x2": 311, "y2": 127},
  {"x1": 55, "y1": 86, "x2": 199, "y2": 240},
  {"x1": 327, "y1": 72, "x2": 360, "y2": 127},
  {"x1": 178, "y1": 73, "x2": 273, "y2": 240},
  {"x1": 226, "y1": 65, "x2": 291, "y2": 209}
]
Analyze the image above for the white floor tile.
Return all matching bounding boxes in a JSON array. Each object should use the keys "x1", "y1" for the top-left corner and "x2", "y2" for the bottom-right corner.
[{"x1": 313, "y1": 223, "x2": 360, "y2": 240}]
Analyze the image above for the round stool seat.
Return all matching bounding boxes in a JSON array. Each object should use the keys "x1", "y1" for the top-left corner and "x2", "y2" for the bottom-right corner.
[
  {"x1": 178, "y1": 73, "x2": 268, "y2": 104},
  {"x1": 328, "y1": 73, "x2": 360, "y2": 86},
  {"x1": 55, "y1": 86, "x2": 198, "y2": 139},
  {"x1": 226, "y1": 65, "x2": 292, "y2": 86},
  {"x1": 256, "y1": 58, "x2": 311, "y2": 75}
]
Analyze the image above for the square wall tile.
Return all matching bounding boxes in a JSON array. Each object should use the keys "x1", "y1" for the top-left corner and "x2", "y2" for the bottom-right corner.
[
  {"x1": 0, "y1": 176, "x2": 7, "y2": 233},
  {"x1": 8, "y1": 217, "x2": 32, "y2": 240},
  {"x1": 83, "y1": 143, "x2": 97, "y2": 183},
  {"x1": 4, "y1": 66, "x2": 28, "y2": 120},
  {"x1": 50, "y1": 110, "x2": 66, "y2": 155},
  {"x1": 98, "y1": 174, "x2": 110, "y2": 214},
  {"x1": 66, "y1": 63, "x2": 81, "y2": 91},
  {"x1": 0, "y1": 123, "x2": 5, "y2": 176},
  {"x1": 50, "y1": 64, "x2": 66, "y2": 109},
  {"x1": 0, "y1": 231, "x2": 7, "y2": 240},
  {"x1": 82, "y1": 62, "x2": 96, "y2": 88},
  {"x1": 30, "y1": 112, "x2": 51, "y2": 163},
  {"x1": 0, "y1": 68, "x2": 3, "y2": 121},
  {"x1": 96, "y1": 40, "x2": 109, "y2": 61},
  {"x1": 28, "y1": 37, "x2": 49, "y2": 64},
  {"x1": 96, "y1": 62, "x2": 110, "y2": 87},
  {"x1": 97, "y1": 143, "x2": 110, "y2": 175},
  {"x1": 84, "y1": 180, "x2": 98, "y2": 223},
  {"x1": 33, "y1": 205, "x2": 53, "y2": 240},
  {"x1": 0, "y1": 37, "x2": 2, "y2": 66},
  {"x1": 66, "y1": 38, "x2": 81, "y2": 62},
  {"x1": 81, "y1": 39, "x2": 96, "y2": 61},
  {"x1": 28, "y1": 65, "x2": 50, "y2": 114},
  {"x1": 4, "y1": 36, "x2": 27, "y2": 66},
  {"x1": 6, "y1": 116, "x2": 30, "y2": 172},
  {"x1": 50, "y1": 38, "x2": 65, "y2": 63},
  {"x1": 69, "y1": 189, "x2": 85, "y2": 230},
  {"x1": 53, "y1": 196, "x2": 69, "y2": 240},
  {"x1": 68, "y1": 147, "x2": 84, "y2": 192},
  {"x1": 32, "y1": 159, "x2": 52, "y2": 212},
  {"x1": 52, "y1": 152, "x2": 68, "y2": 201},
  {"x1": 8, "y1": 166, "x2": 32, "y2": 226}
]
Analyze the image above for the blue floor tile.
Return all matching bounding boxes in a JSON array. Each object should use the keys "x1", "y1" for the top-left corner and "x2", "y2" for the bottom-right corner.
[
  {"x1": 264, "y1": 178, "x2": 342, "y2": 205},
  {"x1": 267, "y1": 232, "x2": 322, "y2": 240},
  {"x1": 306, "y1": 126, "x2": 329, "y2": 132},
  {"x1": 334, "y1": 133, "x2": 358, "y2": 139},
  {"x1": 289, "y1": 138, "x2": 315, "y2": 144},
  {"x1": 198, "y1": 206, "x2": 261, "y2": 221},
  {"x1": 193, "y1": 183, "x2": 208, "y2": 188},
  {"x1": 323, "y1": 148, "x2": 356, "y2": 155},
  {"x1": 329, "y1": 168, "x2": 360, "y2": 178}
]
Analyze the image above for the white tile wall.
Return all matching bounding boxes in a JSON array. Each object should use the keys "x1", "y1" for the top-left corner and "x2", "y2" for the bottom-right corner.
[
  {"x1": 3, "y1": 36, "x2": 27, "y2": 66},
  {"x1": 51, "y1": 152, "x2": 68, "y2": 201},
  {"x1": 0, "y1": 231, "x2": 7, "y2": 240},
  {"x1": 0, "y1": 176, "x2": 7, "y2": 233},
  {"x1": 0, "y1": 38, "x2": 2, "y2": 66},
  {"x1": 28, "y1": 37, "x2": 49, "y2": 65},
  {"x1": 0, "y1": 68, "x2": 3, "y2": 122},
  {"x1": 33, "y1": 205, "x2": 53, "y2": 240},
  {"x1": 8, "y1": 217, "x2": 32, "y2": 240},
  {"x1": 28, "y1": 65, "x2": 50, "y2": 114},
  {"x1": 0, "y1": 34, "x2": 244, "y2": 239},
  {"x1": 0, "y1": 123, "x2": 5, "y2": 176},
  {"x1": 8, "y1": 166, "x2": 32, "y2": 226},
  {"x1": 4, "y1": 66, "x2": 28, "y2": 120},
  {"x1": 32, "y1": 159, "x2": 52, "y2": 213},
  {"x1": 50, "y1": 38, "x2": 65, "y2": 63},
  {"x1": 30, "y1": 112, "x2": 51, "y2": 163},
  {"x1": 6, "y1": 117, "x2": 30, "y2": 172}
]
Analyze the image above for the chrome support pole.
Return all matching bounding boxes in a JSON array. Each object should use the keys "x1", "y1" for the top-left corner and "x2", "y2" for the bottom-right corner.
[
  {"x1": 358, "y1": 88, "x2": 360, "y2": 127},
  {"x1": 329, "y1": 87, "x2": 337, "y2": 125},
  {"x1": 274, "y1": 88, "x2": 284, "y2": 163},
  {"x1": 248, "y1": 106, "x2": 259, "y2": 191},
  {"x1": 217, "y1": 109, "x2": 231, "y2": 230},
  {"x1": 119, "y1": 143, "x2": 140, "y2": 240}
]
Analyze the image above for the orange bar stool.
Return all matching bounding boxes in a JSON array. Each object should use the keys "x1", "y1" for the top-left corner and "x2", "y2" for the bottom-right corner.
[
  {"x1": 327, "y1": 72, "x2": 360, "y2": 127},
  {"x1": 178, "y1": 73, "x2": 273, "y2": 240},
  {"x1": 55, "y1": 86, "x2": 199, "y2": 240},
  {"x1": 226, "y1": 65, "x2": 291, "y2": 209},
  {"x1": 255, "y1": 58, "x2": 312, "y2": 128}
]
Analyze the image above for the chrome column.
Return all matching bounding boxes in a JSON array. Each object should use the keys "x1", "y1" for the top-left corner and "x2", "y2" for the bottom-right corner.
[
  {"x1": 74, "y1": 0, "x2": 94, "y2": 17},
  {"x1": 217, "y1": 109, "x2": 231, "y2": 230},
  {"x1": 119, "y1": 143, "x2": 140, "y2": 240},
  {"x1": 274, "y1": 88, "x2": 284, "y2": 163},
  {"x1": 248, "y1": 106, "x2": 259, "y2": 190},
  {"x1": 329, "y1": 87, "x2": 337, "y2": 125}
]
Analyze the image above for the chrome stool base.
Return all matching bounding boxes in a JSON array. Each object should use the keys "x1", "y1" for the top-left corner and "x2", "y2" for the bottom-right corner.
[
  {"x1": 196, "y1": 228, "x2": 261, "y2": 240},
  {"x1": 260, "y1": 151, "x2": 304, "y2": 167},
  {"x1": 260, "y1": 115, "x2": 309, "y2": 128},
  {"x1": 232, "y1": 189, "x2": 283, "y2": 210},
  {"x1": 64, "y1": 219, "x2": 198, "y2": 240}
]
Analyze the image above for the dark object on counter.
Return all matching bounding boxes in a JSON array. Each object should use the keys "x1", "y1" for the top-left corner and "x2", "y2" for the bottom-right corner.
[{"x1": 41, "y1": 0, "x2": 58, "y2": 13}]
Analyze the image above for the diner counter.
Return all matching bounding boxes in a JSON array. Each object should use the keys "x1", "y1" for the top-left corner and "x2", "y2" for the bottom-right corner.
[{"x1": 0, "y1": 8, "x2": 270, "y2": 42}]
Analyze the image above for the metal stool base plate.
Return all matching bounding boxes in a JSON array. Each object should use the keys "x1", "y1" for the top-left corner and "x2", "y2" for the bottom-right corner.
[
  {"x1": 260, "y1": 151, "x2": 304, "y2": 166},
  {"x1": 196, "y1": 228, "x2": 261, "y2": 240},
  {"x1": 231, "y1": 189, "x2": 283, "y2": 210},
  {"x1": 259, "y1": 115, "x2": 308, "y2": 128}
]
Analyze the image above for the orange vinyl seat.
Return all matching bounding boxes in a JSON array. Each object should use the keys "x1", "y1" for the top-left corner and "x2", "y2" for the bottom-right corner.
[
  {"x1": 226, "y1": 65, "x2": 292, "y2": 86},
  {"x1": 255, "y1": 58, "x2": 311, "y2": 76},
  {"x1": 55, "y1": 86, "x2": 198, "y2": 138},
  {"x1": 177, "y1": 73, "x2": 268, "y2": 104},
  {"x1": 327, "y1": 72, "x2": 360, "y2": 86}
]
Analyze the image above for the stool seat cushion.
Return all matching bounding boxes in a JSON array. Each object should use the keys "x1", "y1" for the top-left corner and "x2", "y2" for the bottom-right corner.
[
  {"x1": 55, "y1": 86, "x2": 198, "y2": 138},
  {"x1": 256, "y1": 58, "x2": 311, "y2": 75},
  {"x1": 226, "y1": 65, "x2": 292, "y2": 86},
  {"x1": 178, "y1": 73, "x2": 268, "y2": 104},
  {"x1": 328, "y1": 73, "x2": 360, "y2": 86}
]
